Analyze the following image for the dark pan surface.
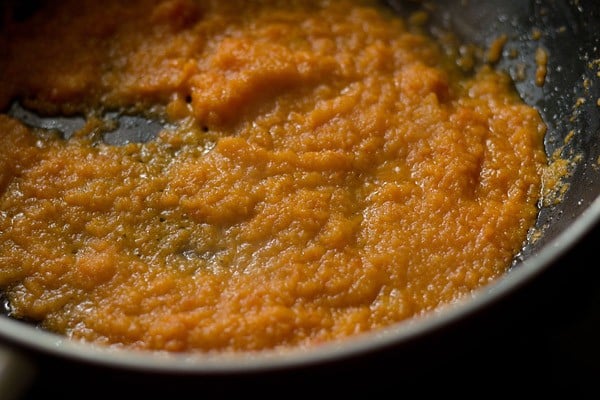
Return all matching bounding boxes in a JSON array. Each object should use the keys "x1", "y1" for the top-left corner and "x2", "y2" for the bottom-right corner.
[{"x1": 390, "y1": 0, "x2": 600, "y2": 259}]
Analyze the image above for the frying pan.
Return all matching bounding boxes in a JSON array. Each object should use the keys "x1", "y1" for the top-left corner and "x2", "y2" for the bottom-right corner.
[{"x1": 0, "y1": 0, "x2": 599, "y2": 397}]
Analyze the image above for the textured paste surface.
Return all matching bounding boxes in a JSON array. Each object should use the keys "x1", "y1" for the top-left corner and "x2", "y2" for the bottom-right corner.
[{"x1": 0, "y1": 0, "x2": 546, "y2": 353}]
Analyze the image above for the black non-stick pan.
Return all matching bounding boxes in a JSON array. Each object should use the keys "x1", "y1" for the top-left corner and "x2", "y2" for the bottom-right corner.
[{"x1": 0, "y1": 0, "x2": 599, "y2": 398}]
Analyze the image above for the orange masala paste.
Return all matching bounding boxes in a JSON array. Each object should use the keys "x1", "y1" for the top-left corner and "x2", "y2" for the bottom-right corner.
[{"x1": 0, "y1": 0, "x2": 547, "y2": 353}]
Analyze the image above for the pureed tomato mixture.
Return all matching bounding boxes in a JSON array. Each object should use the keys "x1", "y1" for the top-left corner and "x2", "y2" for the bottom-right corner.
[{"x1": 0, "y1": 0, "x2": 546, "y2": 353}]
